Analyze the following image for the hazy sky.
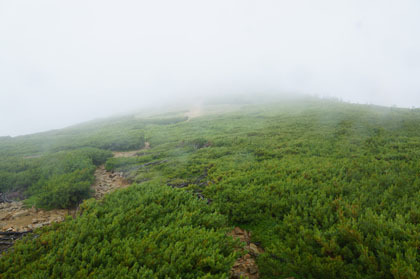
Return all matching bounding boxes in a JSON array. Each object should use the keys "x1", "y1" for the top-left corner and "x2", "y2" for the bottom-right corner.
[{"x1": 1, "y1": 0, "x2": 420, "y2": 136}]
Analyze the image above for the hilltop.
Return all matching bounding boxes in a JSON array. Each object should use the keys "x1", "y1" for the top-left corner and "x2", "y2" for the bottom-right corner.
[{"x1": 1, "y1": 98, "x2": 420, "y2": 278}]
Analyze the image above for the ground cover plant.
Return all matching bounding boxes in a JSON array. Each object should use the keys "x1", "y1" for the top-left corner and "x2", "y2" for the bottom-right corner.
[
  {"x1": 0, "y1": 148, "x2": 112, "y2": 209},
  {"x1": 1, "y1": 98, "x2": 420, "y2": 278},
  {"x1": 0, "y1": 183, "x2": 237, "y2": 278},
  {"x1": 0, "y1": 114, "x2": 172, "y2": 207},
  {"x1": 105, "y1": 99, "x2": 420, "y2": 278}
]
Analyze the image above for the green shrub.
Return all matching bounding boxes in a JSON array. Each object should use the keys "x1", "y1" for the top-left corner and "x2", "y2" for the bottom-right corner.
[
  {"x1": 0, "y1": 183, "x2": 237, "y2": 279},
  {"x1": 26, "y1": 168, "x2": 95, "y2": 209}
]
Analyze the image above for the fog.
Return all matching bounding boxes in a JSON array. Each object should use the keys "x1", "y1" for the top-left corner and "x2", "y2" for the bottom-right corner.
[{"x1": 1, "y1": 0, "x2": 420, "y2": 136}]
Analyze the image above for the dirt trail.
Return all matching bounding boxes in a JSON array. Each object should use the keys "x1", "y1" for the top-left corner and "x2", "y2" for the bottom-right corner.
[
  {"x1": 91, "y1": 166, "x2": 130, "y2": 199},
  {"x1": 113, "y1": 142, "x2": 150, "y2": 158},
  {"x1": 229, "y1": 227, "x2": 264, "y2": 279},
  {"x1": 0, "y1": 203, "x2": 69, "y2": 232},
  {"x1": 1, "y1": 142, "x2": 263, "y2": 277},
  {"x1": 0, "y1": 143, "x2": 150, "y2": 233},
  {"x1": 184, "y1": 107, "x2": 203, "y2": 120},
  {"x1": 92, "y1": 142, "x2": 151, "y2": 199}
]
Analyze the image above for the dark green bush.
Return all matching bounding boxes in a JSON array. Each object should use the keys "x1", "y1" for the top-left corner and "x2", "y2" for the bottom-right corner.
[
  {"x1": 0, "y1": 183, "x2": 237, "y2": 278},
  {"x1": 0, "y1": 148, "x2": 112, "y2": 209},
  {"x1": 2, "y1": 99, "x2": 420, "y2": 278},
  {"x1": 26, "y1": 168, "x2": 94, "y2": 209}
]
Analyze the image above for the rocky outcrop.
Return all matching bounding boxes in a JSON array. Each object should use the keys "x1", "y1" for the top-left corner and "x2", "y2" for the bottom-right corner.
[
  {"x1": 92, "y1": 166, "x2": 129, "y2": 199},
  {"x1": 0, "y1": 201, "x2": 68, "y2": 232},
  {"x1": 229, "y1": 227, "x2": 264, "y2": 279}
]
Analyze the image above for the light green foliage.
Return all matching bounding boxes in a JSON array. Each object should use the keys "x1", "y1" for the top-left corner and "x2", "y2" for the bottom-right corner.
[
  {"x1": 0, "y1": 115, "x2": 149, "y2": 157},
  {"x1": 105, "y1": 100, "x2": 420, "y2": 278},
  {"x1": 25, "y1": 168, "x2": 95, "y2": 209},
  {"x1": 0, "y1": 183, "x2": 237, "y2": 278},
  {"x1": 0, "y1": 148, "x2": 113, "y2": 209},
  {"x1": 1, "y1": 99, "x2": 420, "y2": 278},
  {"x1": 0, "y1": 115, "x2": 185, "y2": 206}
]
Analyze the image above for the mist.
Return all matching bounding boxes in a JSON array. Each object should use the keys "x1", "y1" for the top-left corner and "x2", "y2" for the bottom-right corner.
[{"x1": 1, "y1": 0, "x2": 420, "y2": 136}]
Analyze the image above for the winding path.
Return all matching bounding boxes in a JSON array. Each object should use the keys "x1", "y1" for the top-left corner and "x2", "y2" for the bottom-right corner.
[
  {"x1": 1, "y1": 141, "x2": 263, "y2": 278},
  {"x1": 0, "y1": 144, "x2": 149, "y2": 233}
]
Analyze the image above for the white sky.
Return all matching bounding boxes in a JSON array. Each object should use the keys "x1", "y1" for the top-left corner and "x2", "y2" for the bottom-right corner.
[{"x1": 1, "y1": 0, "x2": 420, "y2": 136}]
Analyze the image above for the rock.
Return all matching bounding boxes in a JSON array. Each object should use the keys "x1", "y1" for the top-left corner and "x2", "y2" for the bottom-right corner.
[
  {"x1": 249, "y1": 265, "x2": 258, "y2": 275},
  {"x1": 231, "y1": 271, "x2": 246, "y2": 279},
  {"x1": 34, "y1": 223, "x2": 43, "y2": 229},
  {"x1": 0, "y1": 213, "x2": 13, "y2": 221},
  {"x1": 54, "y1": 216, "x2": 64, "y2": 222},
  {"x1": 238, "y1": 235, "x2": 248, "y2": 243},
  {"x1": 245, "y1": 258, "x2": 254, "y2": 265},
  {"x1": 248, "y1": 243, "x2": 260, "y2": 255},
  {"x1": 234, "y1": 227, "x2": 244, "y2": 235}
]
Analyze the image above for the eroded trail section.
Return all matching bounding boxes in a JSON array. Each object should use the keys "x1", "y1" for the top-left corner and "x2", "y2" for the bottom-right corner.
[
  {"x1": 113, "y1": 142, "x2": 150, "y2": 158},
  {"x1": 229, "y1": 227, "x2": 264, "y2": 279},
  {"x1": 92, "y1": 143, "x2": 150, "y2": 199},
  {"x1": 0, "y1": 144, "x2": 149, "y2": 233},
  {"x1": 0, "y1": 202, "x2": 68, "y2": 232},
  {"x1": 92, "y1": 166, "x2": 129, "y2": 199}
]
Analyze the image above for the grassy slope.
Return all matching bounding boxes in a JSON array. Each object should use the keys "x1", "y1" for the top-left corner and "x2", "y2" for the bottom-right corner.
[{"x1": 2, "y1": 98, "x2": 420, "y2": 278}]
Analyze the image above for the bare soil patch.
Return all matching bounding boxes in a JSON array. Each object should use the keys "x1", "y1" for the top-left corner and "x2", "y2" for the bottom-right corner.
[
  {"x1": 91, "y1": 166, "x2": 130, "y2": 199},
  {"x1": 0, "y1": 202, "x2": 69, "y2": 232},
  {"x1": 113, "y1": 142, "x2": 150, "y2": 158},
  {"x1": 0, "y1": 143, "x2": 150, "y2": 233},
  {"x1": 229, "y1": 227, "x2": 264, "y2": 279}
]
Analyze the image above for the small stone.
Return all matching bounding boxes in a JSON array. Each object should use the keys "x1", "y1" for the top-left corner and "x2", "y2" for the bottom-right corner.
[
  {"x1": 232, "y1": 271, "x2": 246, "y2": 279},
  {"x1": 238, "y1": 235, "x2": 248, "y2": 243},
  {"x1": 245, "y1": 258, "x2": 254, "y2": 265},
  {"x1": 248, "y1": 265, "x2": 258, "y2": 274},
  {"x1": 233, "y1": 262, "x2": 241, "y2": 267},
  {"x1": 12, "y1": 210, "x2": 29, "y2": 219},
  {"x1": 0, "y1": 213, "x2": 13, "y2": 221},
  {"x1": 249, "y1": 243, "x2": 260, "y2": 255},
  {"x1": 234, "y1": 227, "x2": 244, "y2": 235}
]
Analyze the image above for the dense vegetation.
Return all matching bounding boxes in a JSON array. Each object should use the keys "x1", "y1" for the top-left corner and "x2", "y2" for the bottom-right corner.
[
  {"x1": 0, "y1": 115, "x2": 155, "y2": 208},
  {"x1": 1, "y1": 98, "x2": 420, "y2": 278},
  {"x1": 0, "y1": 183, "x2": 237, "y2": 278},
  {"x1": 0, "y1": 148, "x2": 112, "y2": 209}
]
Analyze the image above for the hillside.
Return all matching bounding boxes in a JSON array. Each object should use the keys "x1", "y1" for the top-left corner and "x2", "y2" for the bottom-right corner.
[{"x1": 1, "y1": 98, "x2": 420, "y2": 278}]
